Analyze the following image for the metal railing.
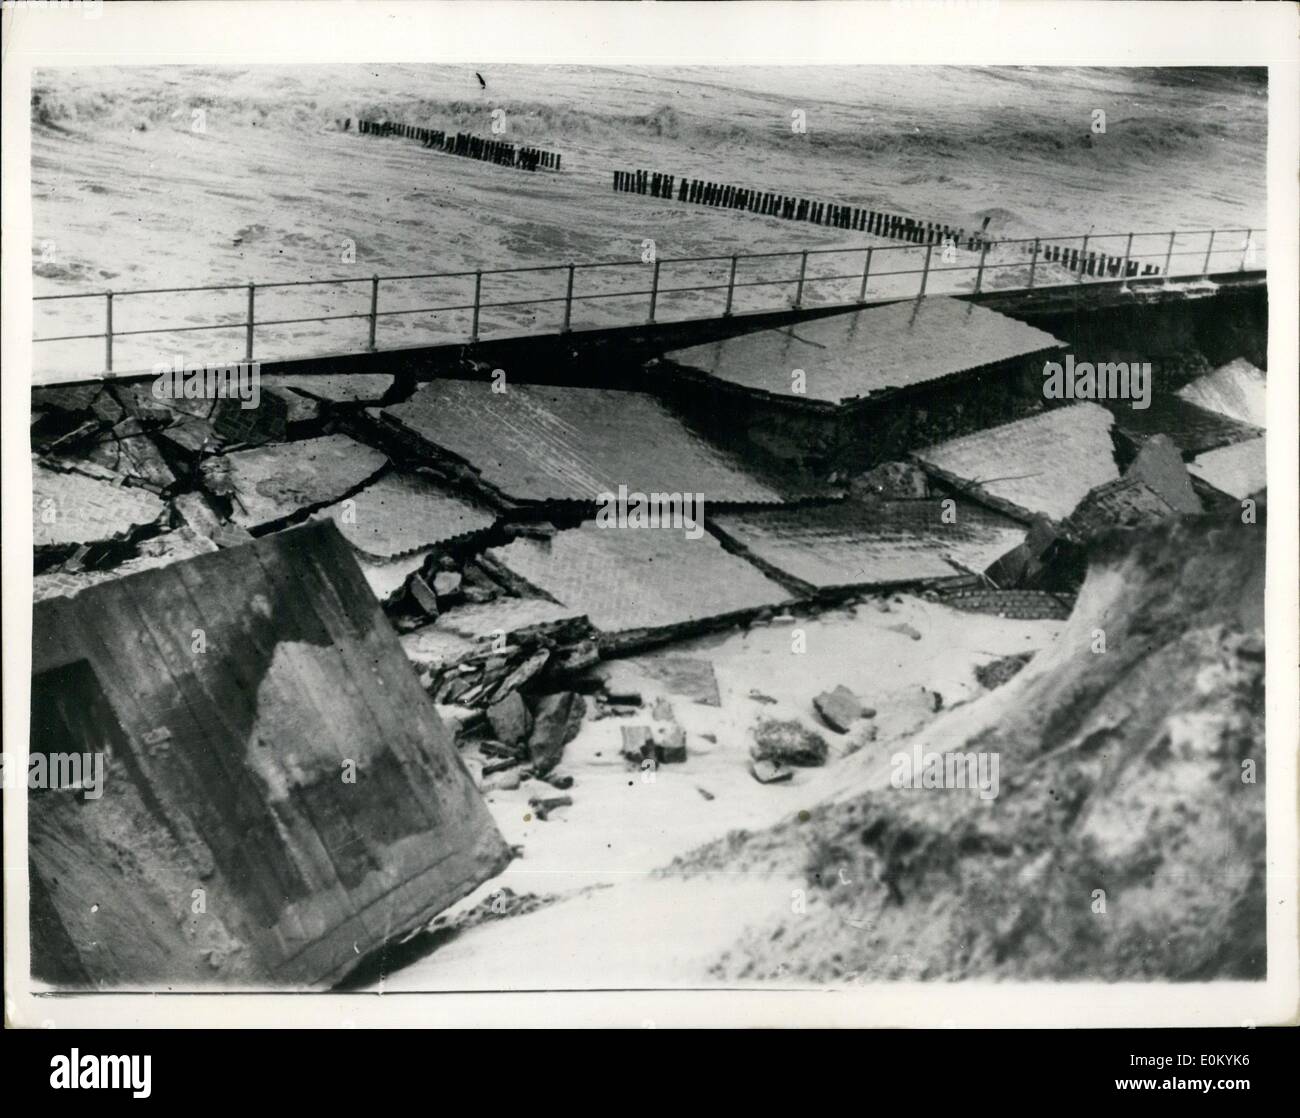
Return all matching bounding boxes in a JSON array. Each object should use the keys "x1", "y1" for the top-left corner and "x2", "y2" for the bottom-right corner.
[{"x1": 32, "y1": 226, "x2": 1264, "y2": 382}]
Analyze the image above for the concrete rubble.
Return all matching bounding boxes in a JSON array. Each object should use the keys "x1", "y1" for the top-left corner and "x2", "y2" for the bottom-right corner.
[{"x1": 28, "y1": 290, "x2": 1266, "y2": 988}]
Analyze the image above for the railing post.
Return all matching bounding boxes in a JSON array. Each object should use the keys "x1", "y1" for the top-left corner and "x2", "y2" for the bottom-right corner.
[
  {"x1": 245, "y1": 282, "x2": 255, "y2": 361},
  {"x1": 368, "y1": 275, "x2": 379, "y2": 351},
  {"x1": 1028, "y1": 239, "x2": 1040, "y2": 289},
  {"x1": 104, "y1": 291, "x2": 113, "y2": 374},
  {"x1": 918, "y1": 243, "x2": 932, "y2": 297},
  {"x1": 794, "y1": 251, "x2": 808, "y2": 308},
  {"x1": 1163, "y1": 231, "x2": 1176, "y2": 280},
  {"x1": 470, "y1": 271, "x2": 482, "y2": 343},
  {"x1": 723, "y1": 255, "x2": 737, "y2": 316},
  {"x1": 1077, "y1": 235, "x2": 1089, "y2": 282},
  {"x1": 561, "y1": 264, "x2": 574, "y2": 333},
  {"x1": 973, "y1": 241, "x2": 989, "y2": 294},
  {"x1": 647, "y1": 258, "x2": 661, "y2": 323},
  {"x1": 1119, "y1": 232, "x2": 1134, "y2": 287},
  {"x1": 1201, "y1": 229, "x2": 1216, "y2": 277},
  {"x1": 1240, "y1": 229, "x2": 1252, "y2": 272},
  {"x1": 857, "y1": 247, "x2": 873, "y2": 304}
]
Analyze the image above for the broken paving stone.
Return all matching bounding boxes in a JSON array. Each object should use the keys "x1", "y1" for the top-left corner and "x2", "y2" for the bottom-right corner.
[
  {"x1": 1125, "y1": 434, "x2": 1203, "y2": 515},
  {"x1": 487, "y1": 691, "x2": 533, "y2": 746},
  {"x1": 433, "y1": 570, "x2": 463, "y2": 600},
  {"x1": 528, "y1": 793, "x2": 572, "y2": 821},
  {"x1": 487, "y1": 648, "x2": 551, "y2": 703},
  {"x1": 750, "y1": 759, "x2": 793, "y2": 785},
  {"x1": 172, "y1": 490, "x2": 252, "y2": 549},
  {"x1": 32, "y1": 462, "x2": 166, "y2": 551},
  {"x1": 526, "y1": 691, "x2": 585, "y2": 776},
  {"x1": 620, "y1": 726, "x2": 652, "y2": 763},
  {"x1": 813, "y1": 684, "x2": 869, "y2": 734},
  {"x1": 409, "y1": 574, "x2": 440, "y2": 616},
  {"x1": 750, "y1": 719, "x2": 829, "y2": 768},
  {"x1": 651, "y1": 722, "x2": 688, "y2": 765}
]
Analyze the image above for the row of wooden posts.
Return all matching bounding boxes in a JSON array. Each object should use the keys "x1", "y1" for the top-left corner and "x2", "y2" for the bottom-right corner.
[
  {"x1": 356, "y1": 118, "x2": 561, "y2": 171},
  {"x1": 1035, "y1": 241, "x2": 1161, "y2": 278},
  {"x1": 613, "y1": 168, "x2": 995, "y2": 249}
]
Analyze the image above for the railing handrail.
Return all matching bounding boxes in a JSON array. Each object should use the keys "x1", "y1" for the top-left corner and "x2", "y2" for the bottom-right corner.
[
  {"x1": 30, "y1": 224, "x2": 1266, "y2": 379},
  {"x1": 31, "y1": 226, "x2": 1264, "y2": 304}
]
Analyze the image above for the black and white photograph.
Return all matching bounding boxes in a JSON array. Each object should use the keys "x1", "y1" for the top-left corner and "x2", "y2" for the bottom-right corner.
[{"x1": 3, "y1": 0, "x2": 1297, "y2": 1041}]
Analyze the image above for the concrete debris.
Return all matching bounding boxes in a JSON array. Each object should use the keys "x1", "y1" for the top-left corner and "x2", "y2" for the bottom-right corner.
[
  {"x1": 1187, "y1": 436, "x2": 1266, "y2": 501},
  {"x1": 173, "y1": 490, "x2": 253, "y2": 548},
  {"x1": 200, "y1": 433, "x2": 387, "y2": 531},
  {"x1": 85, "y1": 434, "x2": 176, "y2": 493},
  {"x1": 486, "y1": 523, "x2": 790, "y2": 643},
  {"x1": 852, "y1": 461, "x2": 931, "y2": 500},
  {"x1": 316, "y1": 471, "x2": 495, "y2": 559},
  {"x1": 526, "y1": 691, "x2": 585, "y2": 775},
  {"x1": 29, "y1": 520, "x2": 509, "y2": 986},
  {"x1": 487, "y1": 691, "x2": 533, "y2": 746},
  {"x1": 711, "y1": 498, "x2": 1026, "y2": 592},
  {"x1": 929, "y1": 587, "x2": 1073, "y2": 621},
  {"x1": 750, "y1": 719, "x2": 829, "y2": 767},
  {"x1": 434, "y1": 570, "x2": 464, "y2": 600},
  {"x1": 1176, "y1": 358, "x2": 1267, "y2": 429},
  {"x1": 33, "y1": 527, "x2": 219, "y2": 603},
  {"x1": 1124, "y1": 434, "x2": 1202, "y2": 514},
  {"x1": 975, "y1": 652, "x2": 1034, "y2": 690},
  {"x1": 888, "y1": 622, "x2": 923, "y2": 641},
  {"x1": 913, "y1": 403, "x2": 1119, "y2": 522},
  {"x1": 355, "y1": 548, "x2": 433, "y2": 604},
  {"x1": 377, "y1": 379, "x2": 787, "y2": 504},
  {"x1": 409, "y1": 573, "x2": 440, "y2": 616},
  {"x1": 261, "y1": 372, "x2": 395, "y2": 404},
  {"x1": 33, "y1": 460, "x2": 167, "y2": 552},
  {"x1": 813, "y1": 684, "x2": 872, "y2": 733},
  {"x1": 664, "y1": 297, "x2": 1063, "y2": 406},
  {"x1": 528, "y1": 793, "x2": 573, "y2": 821},
  {"x1": 750, "y1": 759, "x2": 793, "y2": 784}
]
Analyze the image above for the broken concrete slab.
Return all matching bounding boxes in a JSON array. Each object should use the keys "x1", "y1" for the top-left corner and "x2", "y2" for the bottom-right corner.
[
  {"x1": 813, "y1": 685, "x2": 870, "y2": 733},
  {"x1": 527, "y1": 691, "x2": 585, "y2": 776},
  {"x1": 261, "y1": 372, "x2": 395, "y2": 404},
  {"x1": 711, "y1": 498, "x2": 1026, "y2": 591},
  {"x1": 434, "y1": 596, "x2": 588, "y2": 645},
  {"x1": 401, "y1": 625, "x2": 478, "y2": 672},
  {"x1": 913, "y1": 403, "x2": 1120, "y2": 522},
  {"x1": 1062, "y1": 477, "x2": 1181, "y2": 541},
  {"x1": 33, "y1": 460, "x2": 167, "y2": 551},
  {"x1": 1124, "y1": 434, "x2": 1202, "y2": 514},
  {"x1": 200, "y1": 433, "x2": 387, "y2": 531},
  {"x1": 1106, "y1": 393, "x2": 1260, "y2": 458},
  {"x1": 665, "y1": 297, "x2": 1064, "y2": 406},
  {"x1": 750, "y1": 719, "x2": 829, "y2": 767},
  {"x1": 29, "y1": 519, "x2": 510, "y2": 987},
  {"x1": 84, "y1": 434, "x2": 176, "y2": 493},
  {"x1": 487, "y1": 691, "x2": 533, "y2": 746},
  {"x1": 750, "y1": 759, "x2": 793, "y2": 784},
  {"x1": 1187, "y1": 436, "x2": 1267, "y2": 500},
  {"x1": 485, "y1": 523, "x2": 792, "y2": 643},
  {"x1": 316, "y1": 471, "x2": 495, "y2": 559},
  {"x1": 929, "y1": 586, "x2": 1073, "y2": 621},
  {"x1": 1176, "y1": 358, "x2": 1266, "y2": 429},
  {"x1": 605, "y1": 654, "x2": 721, "y2": 707},
  {"x1": 173, "y1": 490, "x2": 254, "y2": 549},
  {"x1": 355, "y1": 548, "x2": 433, "y2": 604},
  {"x1": 33, "y1": 527, "x2": 219, "y2": 603},
  {"x1": 376, "y1": 379, "x2": 787, "y2": 504}
]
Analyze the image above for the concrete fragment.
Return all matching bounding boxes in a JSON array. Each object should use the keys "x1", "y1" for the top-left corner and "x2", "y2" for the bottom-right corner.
[
  {"x1": 527, "y1": 692, "x2": 585, "y2": 776},
  {"x1": 433, "y1": 570, "x2": 463, "y2": 599},
  {"x1": 409, "y1": 574, "x2": 440, "y2": 617},
  {"x1": 853, "y1": 461, "x2": 930, "y2": 500},
  {"x1": 751, "y1": 719, "x2": 829, "y2": 767},
  {"x1": 813, "y1": 684, "x2": 867, "y2": 734},
  {"x1": 487, "y1": 691, "x2": 533, "y2": 746},
  {"x1": 528, "y1": 793, "x2": 573, "y2": 820},
  {"x1": 1125, "y1": 434, "x2": 1202, "y2": 514},
  {"x1": 488, "y1": 648, "x2": 550, "y2": 702},
  {"x1": 750, "y1": 759, "x2": 793, "y2": 784}
]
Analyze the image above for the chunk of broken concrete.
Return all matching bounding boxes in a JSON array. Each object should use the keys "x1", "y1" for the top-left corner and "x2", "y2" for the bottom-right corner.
[
  {"x1": 409, "y1": 574, "x2": 440, "y2": 617},
  {"x1": 528, "y1": 793, "x2": 573, "y2": 821},
  {"x1": 652, "y1": 722, "x2": 688, "y2": 764},
  {"x1": 813, "y1": 684, "x2": 869, "y2": 734},
  {"x1": 620, "y1": 725, "x2": 652, "y2": 763},
  {"x1": 487, "y1": 691, "x2": 533, "y2": 746},
  {"x1": 853, "y1": 460, "x2": 930, "y2": 500},
  {"x1": 750, "y1": 759, "x2": 793, "y2": 784},
  {"x1": 489, "y1": 648, "x2": 550, "y2": 702},
  {"x1": 433, "y1": 570, "x2": 463, "y2": 600},
  {"x1": 751, "y1": 719, "x2": 829, "y2": 767},
  {"x1": 1125, "y1": 434, "x2": 1202, "y2": 515},
  {"x1": 526, "y1": 691, "x2": 585, "y2": 775}
]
